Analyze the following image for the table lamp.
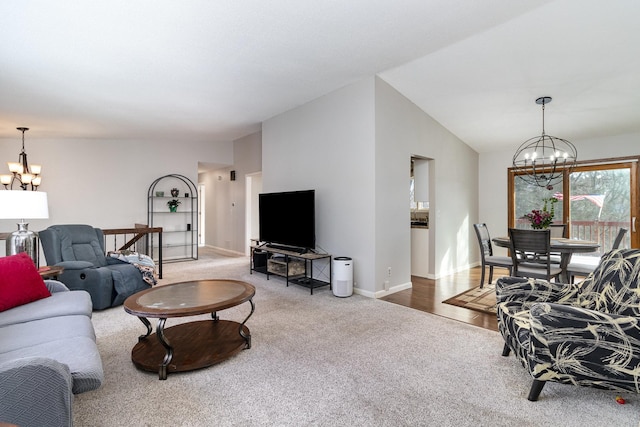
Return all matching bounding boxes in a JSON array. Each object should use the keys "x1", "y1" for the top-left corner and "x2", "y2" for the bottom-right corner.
[{"x1": 0, "y1": 191, "x2": 49, "y2": 265}]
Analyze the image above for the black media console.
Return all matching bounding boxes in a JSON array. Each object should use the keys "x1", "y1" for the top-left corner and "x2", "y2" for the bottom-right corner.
[{"x1": 249, "y1": 240, "x2": 331, "y2": 295}]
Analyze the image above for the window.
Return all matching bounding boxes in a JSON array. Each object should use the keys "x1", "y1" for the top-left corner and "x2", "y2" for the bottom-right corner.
[{"x1": 509, "y1": 156, "x2": 638, "y2": 250}]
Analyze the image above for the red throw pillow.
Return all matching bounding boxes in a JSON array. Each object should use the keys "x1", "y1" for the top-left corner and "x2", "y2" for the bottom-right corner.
[{"x1": 0, "y1": 252, "x2": 51, "y2": 312}]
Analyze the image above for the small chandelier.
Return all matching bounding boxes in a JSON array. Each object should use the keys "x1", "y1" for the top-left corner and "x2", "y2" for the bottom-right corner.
[
  {"x1": 1, "y1": 127, "x2": 42, "y2": 191},
  {"x1": 512, "y1": 97, "x2": 577, "y2": 190}
]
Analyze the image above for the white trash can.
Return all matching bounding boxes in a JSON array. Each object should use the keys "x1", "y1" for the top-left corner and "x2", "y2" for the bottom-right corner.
[{"x1": 332, "y1": 257, "x2": 353, "y2": 297}]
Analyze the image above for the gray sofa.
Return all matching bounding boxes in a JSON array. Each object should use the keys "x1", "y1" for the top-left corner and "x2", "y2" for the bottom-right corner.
[{"x1": 0, "y1": 280, "x2": 103, "y2": 427}]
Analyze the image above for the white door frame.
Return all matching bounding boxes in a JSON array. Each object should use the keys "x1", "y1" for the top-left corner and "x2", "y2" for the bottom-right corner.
[
  {"x1": 198, "y1": 183, "x2": 205, "y2": 247},
  {"x1": 245, "y1": 172, "x2": 262, "y2": 255}
]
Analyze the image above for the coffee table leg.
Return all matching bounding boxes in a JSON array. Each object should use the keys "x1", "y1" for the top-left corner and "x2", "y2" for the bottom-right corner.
[
  {"x1": 211, "y1": 311, "x2": 219, "y2": 322},
  {"x1": 156, "y1": 318, "x2": 173, "y2": 380},
  {"x1": 239, "y1": 299, "x2": 255, "y2": 349},
  {"x1": 136, "y1": 316, "x2": 152, "y2": 341}
]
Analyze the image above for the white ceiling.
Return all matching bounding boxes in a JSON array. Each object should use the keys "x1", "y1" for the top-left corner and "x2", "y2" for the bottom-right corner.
[{"x1": 1, "y1": 0, "x2": 639, "y2": 153}]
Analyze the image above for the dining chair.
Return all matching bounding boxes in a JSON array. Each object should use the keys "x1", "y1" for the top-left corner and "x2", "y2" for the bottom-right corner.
[
  {"x1": 548, "y1": 223, "x2": 568, "y2": 238},
  {"x1": 544, "y1": 223, "x2": 567, "y2": 264},
  {"x1": 473, "y1": 223, "x2": 513, "y2": 288},
  {"x1": 508, "y1": 228, "x2": 563, "y2": 281},
  {"x1": 566, "y1": 227, "x2": 628, "y2": 283}
]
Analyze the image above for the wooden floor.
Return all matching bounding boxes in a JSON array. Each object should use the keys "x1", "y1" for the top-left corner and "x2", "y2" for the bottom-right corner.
[{"x1": 380, "y1": 266, "x2": 510, "y2": 332}]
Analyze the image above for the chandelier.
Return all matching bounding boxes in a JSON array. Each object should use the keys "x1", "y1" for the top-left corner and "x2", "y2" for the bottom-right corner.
[
  {"x1": 1, "y1": 127, "x2": 42, "y2": 190},
  {"x1": 512, "y1": 97, "x2": 577, "y2": 190}
]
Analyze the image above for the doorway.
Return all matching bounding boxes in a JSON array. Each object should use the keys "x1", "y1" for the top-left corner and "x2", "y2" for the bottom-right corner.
[{"x1": 410, "y1": 156, "x2": 432, "y2": 278}]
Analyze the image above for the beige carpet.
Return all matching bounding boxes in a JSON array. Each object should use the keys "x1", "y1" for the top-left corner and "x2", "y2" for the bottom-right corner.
[
  {"x1": 72, "y1": 249, "x2": 638, "y2": 426},
  {"x1": 443, "y1": 284, "x2": 497, "y2": 315}
]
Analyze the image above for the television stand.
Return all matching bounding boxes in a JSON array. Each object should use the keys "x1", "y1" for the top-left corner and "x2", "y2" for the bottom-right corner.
[
  {"x1": 265, "y1": 244, "x2": 311, "y2": 254},
  {"x1": 250, "y1": 241, "x2": 331, "y2": 295}
]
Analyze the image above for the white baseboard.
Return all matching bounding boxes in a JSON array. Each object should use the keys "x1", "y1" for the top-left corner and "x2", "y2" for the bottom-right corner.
[
  {"x1": 431, "y1": 261, "x2": 480, "y2": 280},
  {"x1": 205, "y1": 245, "x2": 246, "y2": 257},
  {"x1": 359, "y1": 281, "x2": 412, "y2": 299}
]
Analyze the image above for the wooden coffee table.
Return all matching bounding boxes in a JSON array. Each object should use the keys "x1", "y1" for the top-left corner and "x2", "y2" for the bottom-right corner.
[{"x1": 123, "y1": 279, "x2": 255, "y2": 380}]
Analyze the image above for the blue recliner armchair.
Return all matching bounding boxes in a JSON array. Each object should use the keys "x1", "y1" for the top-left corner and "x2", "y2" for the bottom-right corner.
[{"x1": 39, "y1": 224, "x2": 151, "y2": 310}]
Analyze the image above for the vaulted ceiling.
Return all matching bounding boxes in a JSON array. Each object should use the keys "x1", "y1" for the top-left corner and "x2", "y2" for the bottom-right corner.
[{"x1": 1, "y1": 0, "x2": 638, "y2": 153}]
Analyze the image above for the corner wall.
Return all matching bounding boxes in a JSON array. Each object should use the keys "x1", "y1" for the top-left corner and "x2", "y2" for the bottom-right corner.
[
  {"x1": 374, "y1": 77, "x2": 479, "y2": 287},
  {"x1": 262, "y1": 76, "x2": 480, "y2": 296},
  {"x1": 262, "y1": 78, "x2": 377, "y2": 294}
]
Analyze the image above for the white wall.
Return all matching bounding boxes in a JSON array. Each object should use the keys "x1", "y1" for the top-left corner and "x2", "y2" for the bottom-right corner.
[
  {"x1": 233, "y1": 132, "x2": 262, "y2": 253},
  {"x1": 375, "y1": 78, "x2": 479, "y2": 284},
  {"x1": 200, "y1": 167, "x2": 233, "y2": 250},
  {"x1": 479, "y1": 132, "x2": 640, "y2": 258},
  {"x1": 198, "y1": 131, "x2": 262, "y2": 254},
  {"x1": 0, "y1": 137, "x2": 233, "y2": 256},
  {"x1": 262, "y1": 76, "x2": 480, "y2": 296},
  {"x1": 246, "y1": 172, "x2": 263, "y2": 254},
  {"x1": 263, "y1": 78, "x2": 377, "y2": 294}
]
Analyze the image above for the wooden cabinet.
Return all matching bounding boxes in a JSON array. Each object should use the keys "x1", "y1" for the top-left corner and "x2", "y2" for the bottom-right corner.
[{"x1": 147, "y1": 174, "x2": 198, "y2": 262}]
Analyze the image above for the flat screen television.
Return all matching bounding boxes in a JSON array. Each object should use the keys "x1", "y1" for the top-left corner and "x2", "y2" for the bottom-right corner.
[{"x1": 259, "y1": 190, "x2": 315, "y2": 250}]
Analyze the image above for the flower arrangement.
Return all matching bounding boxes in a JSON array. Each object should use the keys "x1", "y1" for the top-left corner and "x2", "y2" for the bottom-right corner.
[{"x1": 523, "y1": 197, "x2": 557, "y2": 229}]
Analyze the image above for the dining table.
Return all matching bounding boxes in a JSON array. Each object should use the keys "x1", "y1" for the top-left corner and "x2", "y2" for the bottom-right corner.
[{"x1": 492, "y1": 236, "x2": 600, "y2": 283}]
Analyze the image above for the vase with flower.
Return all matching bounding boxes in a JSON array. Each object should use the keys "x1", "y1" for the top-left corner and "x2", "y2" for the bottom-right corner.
[
  {"x1": 523, "y1": 197, "x2": 557, "y2": 229},
  {"x1": 167, "y1": 199, "x2": 181, "y2": 212}
]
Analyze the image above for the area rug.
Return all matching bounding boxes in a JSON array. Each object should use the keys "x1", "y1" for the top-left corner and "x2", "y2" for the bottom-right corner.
[
  {"x1": 443, "y1": 284, "x2": 497, "y2": 314},
  {"x1": 72, "y1": 251, "x2": 639, "y2": 426}
]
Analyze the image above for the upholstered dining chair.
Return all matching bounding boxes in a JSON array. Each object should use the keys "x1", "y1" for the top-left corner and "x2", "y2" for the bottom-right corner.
[
  {"x1": 566, "y1": 227, "x2": 627, "y2": 283},
  {"x1": 548, "y1": 223, "x2": 568, "y2": 238},
  {"x1": 496, "y1": 249, "x2": 640, "y2": 401},
  {"x1": 473, "y1": 223, "x2": 512, "y2": 288},
  {"x1": 537, "y1": 223, "x2": 567, "y2": 265},
  {"x1": 508, "y1": 228, "x2": 563, "y2": 281}
]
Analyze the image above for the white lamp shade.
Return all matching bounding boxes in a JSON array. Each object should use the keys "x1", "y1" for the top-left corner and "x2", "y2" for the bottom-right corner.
[
  {"x1": 7, "y1": 162, "x2": 22, "y2": 173},
  {"x1": 0, "y1": 191, "x2": 49, "y2": 219}
]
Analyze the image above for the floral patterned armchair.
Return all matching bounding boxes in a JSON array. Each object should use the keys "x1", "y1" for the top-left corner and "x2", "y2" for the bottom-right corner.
[{"x1": 496, "y1": 249, "x2": 640, "y2": 401}]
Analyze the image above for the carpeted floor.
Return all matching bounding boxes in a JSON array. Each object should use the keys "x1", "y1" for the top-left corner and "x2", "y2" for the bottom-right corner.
[
  {"x1": 72, "y1": 249, "x2": 638, "y2": 426},
  {"x1": 443, "y1": 284, "x2": 497, "y2": 315}
]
